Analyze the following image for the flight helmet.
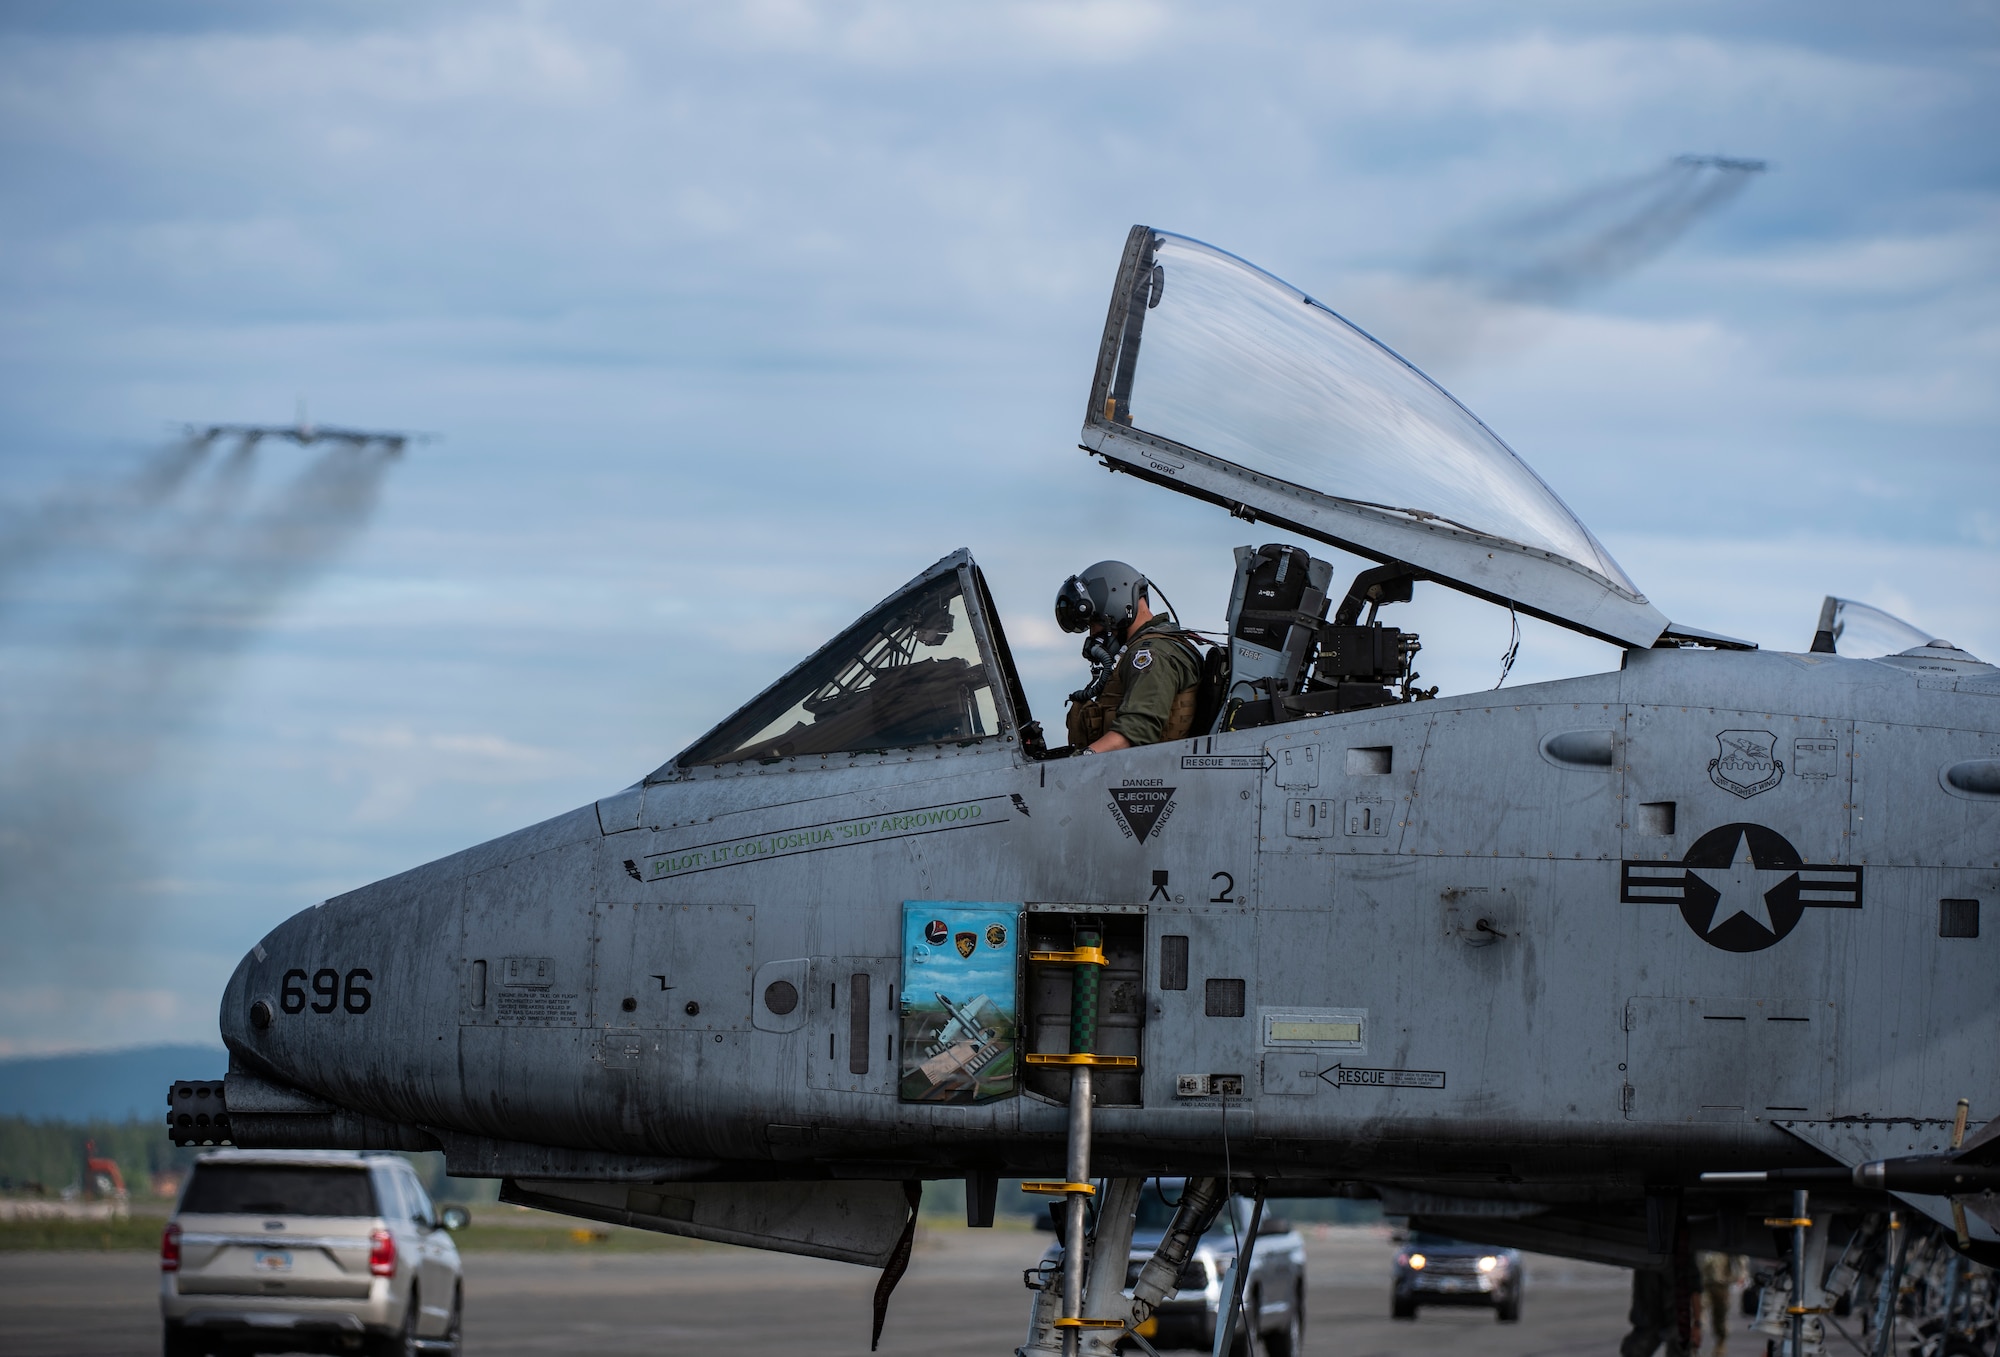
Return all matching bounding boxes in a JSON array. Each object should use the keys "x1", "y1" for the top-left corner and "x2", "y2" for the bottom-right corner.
[{"x1": 1055, "y1": 560, "x2": 1149, "y2": 641}]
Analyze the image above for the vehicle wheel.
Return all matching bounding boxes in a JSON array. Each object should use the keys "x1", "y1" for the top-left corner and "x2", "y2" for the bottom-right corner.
[
  {"x1": 1265, "y1": 1286, "x2": 1306, "y2": 1357},
  {"x1": 163, "y1": 1323, "x2": 205, "y2": 1357},
  {"x1": 376, "y1": 1288, "x2": 419, "y2": 1357},
  {"x1": 1392, "y1": 1297, "x2": 1418, "y2": 1321},
  {"x1": 439, "y1": 1283, "x2": 462, "y2": 1355},
  {"x1": 1497, "y1": 1291, "x2": 1522, "y2": 1323}
]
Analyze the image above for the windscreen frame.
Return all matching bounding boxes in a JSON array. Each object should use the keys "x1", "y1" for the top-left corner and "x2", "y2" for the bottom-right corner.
[{"x1": 660, "y1": 550, "x2": 1027, "y2": 775}]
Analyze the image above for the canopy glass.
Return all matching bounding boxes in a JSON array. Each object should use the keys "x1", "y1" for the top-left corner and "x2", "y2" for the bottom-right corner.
[
  {"x1": 1822, "y1": 597, "x2": 1937, "y2": 658},
  {"x1": 1101, "y1": 232, "x2": 1636, "y2": 591},
  {"x1": 1083, "y1": 229, "x2": 1666, "y2": 646}
]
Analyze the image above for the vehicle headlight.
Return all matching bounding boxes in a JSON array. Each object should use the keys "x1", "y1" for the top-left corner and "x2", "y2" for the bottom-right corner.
[
  {"x1": 1408, "y1": 1253, "x2": 1426, "y2": 1270},
  {"x1": 1477, "y1": 1255, "x2": 1499, "y2": 1273}
]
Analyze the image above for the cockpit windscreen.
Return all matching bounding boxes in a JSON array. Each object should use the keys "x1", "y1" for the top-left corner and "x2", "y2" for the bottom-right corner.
[
  {"x1": 677, "y1": 571, "x2": 1001, "y2": 767},
  {"x1": 1106, "y1": 232, "x2": 1638, "y2": 594},
  {"x1": 1822, "y1": 597, "x2": 1938, "y2": 658}
]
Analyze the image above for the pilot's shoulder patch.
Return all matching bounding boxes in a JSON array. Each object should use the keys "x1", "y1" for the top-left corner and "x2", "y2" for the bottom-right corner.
[{"x1": 1131, "y1": 648, "x2": 1153, "y2": 671}]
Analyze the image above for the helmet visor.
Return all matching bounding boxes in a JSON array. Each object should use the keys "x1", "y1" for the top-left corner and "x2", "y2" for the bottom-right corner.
[{"x1": 1054, "y1": 575, "x2": 1097, "y2": 634}]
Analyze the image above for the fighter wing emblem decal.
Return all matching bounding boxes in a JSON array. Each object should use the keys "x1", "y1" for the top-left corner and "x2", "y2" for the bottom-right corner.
[
  {"x1": 1622, "y1": 822, "x2": 1861, "y2": 952},
  {"x1": 1708, "y1": 729, "x2": 1784, "y2": 798}
]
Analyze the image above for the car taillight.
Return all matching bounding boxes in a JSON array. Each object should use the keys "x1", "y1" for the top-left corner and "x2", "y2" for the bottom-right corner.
[
  {"x1": 160, "y1": 1222, "x2": 181, "y2": 1272},
  {"x1": 369, "y1": 1227, "x2": 397, "y2": 1277}
]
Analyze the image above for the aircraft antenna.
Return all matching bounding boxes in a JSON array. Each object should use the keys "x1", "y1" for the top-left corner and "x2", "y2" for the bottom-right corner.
[{"x1": 1495, "y1": 605, "x2": 1520, "y2": 689}]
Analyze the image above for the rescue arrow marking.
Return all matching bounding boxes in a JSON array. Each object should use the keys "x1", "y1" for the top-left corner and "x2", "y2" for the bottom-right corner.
[
  {"x1": 1180, "y1": 753, "x2": 1276, "y2": 772},
  {"x1": 1318, "y1": 1063, "x2": 1446, "y2": 1091}
]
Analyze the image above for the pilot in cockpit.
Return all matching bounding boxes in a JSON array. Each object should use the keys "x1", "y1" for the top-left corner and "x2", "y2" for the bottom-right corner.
[{"x1": 1055, "y1": 560, "x2": 1202, "y2": 754}]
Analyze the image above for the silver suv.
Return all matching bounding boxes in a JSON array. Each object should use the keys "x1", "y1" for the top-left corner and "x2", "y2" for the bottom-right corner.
[
  {"x1": 160, "y1": 1150, "x2": 466, "y2": 1356},
  {"x1": 1037, "y1": 1186, "x2": 1308, "y2": 1355}
]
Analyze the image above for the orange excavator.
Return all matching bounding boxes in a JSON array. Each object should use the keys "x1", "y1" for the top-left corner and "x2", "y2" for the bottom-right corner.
[{"x1": 82, "y1": 1140, "x2": 126, "y2": 1200}]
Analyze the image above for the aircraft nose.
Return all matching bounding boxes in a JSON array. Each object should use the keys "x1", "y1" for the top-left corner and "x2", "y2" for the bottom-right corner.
[
  {"x1": 217, "y1": 919, "x2": 305, "y2": 1074},
  {"x1": 216, "y1": 903, "x2": 374, "y2": 1098},
  {"x1": 214, "y1": 868, "x2": 464, "y2": 1137}
]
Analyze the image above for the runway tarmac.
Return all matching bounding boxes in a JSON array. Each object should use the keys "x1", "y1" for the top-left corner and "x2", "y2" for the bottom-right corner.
[{"x1": 0, "y1": 1224, "x2": 1653, "y2": 1356}]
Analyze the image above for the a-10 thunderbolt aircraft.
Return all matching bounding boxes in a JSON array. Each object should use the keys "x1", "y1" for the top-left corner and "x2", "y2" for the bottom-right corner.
[{"x1": 172, "y1": 226, "x2": 1997, "y2": 1354}]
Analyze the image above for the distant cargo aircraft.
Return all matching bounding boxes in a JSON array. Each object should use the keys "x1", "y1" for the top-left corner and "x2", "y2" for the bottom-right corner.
[{"x1": 186, "y1": 401, "x2": 431, "y2": 453}]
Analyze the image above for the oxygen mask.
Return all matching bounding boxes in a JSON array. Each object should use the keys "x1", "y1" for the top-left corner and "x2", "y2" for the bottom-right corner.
[{"x1": 1081, "y1": 630, "x2": 1118, "y2": 670}]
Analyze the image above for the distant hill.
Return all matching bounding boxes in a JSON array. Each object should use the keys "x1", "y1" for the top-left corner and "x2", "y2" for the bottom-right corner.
[{"x1": 0, "y1": 1044, "x2": 226, "y2": 1121}]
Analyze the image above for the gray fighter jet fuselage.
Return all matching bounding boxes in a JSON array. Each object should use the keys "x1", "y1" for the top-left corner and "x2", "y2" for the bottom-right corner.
[
  {"x1": 173, "y1": 226, "x2": 1998, "y2": 1303},
  {"x1": 194, "y1": 626, "x2": 1999, "y2": 1250}
]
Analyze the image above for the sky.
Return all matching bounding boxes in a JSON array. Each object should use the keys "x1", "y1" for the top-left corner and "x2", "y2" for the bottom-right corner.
[{"x1": 0, "y1": 1, "x2": 1994, "y2": 1056}]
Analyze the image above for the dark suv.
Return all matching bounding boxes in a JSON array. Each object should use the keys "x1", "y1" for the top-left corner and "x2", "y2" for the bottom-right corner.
[{"x1": 1391, "y1": 1230, "x2": 1522, "y2": 1322}]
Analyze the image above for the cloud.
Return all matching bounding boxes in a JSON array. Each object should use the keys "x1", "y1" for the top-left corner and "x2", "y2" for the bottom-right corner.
[
  {"x1": 1394, "y1": 31, "x2": 1937, "y2": 119},
  {"x1": 0, "y1": 983, "x2": 221, "y2": 1057},
  {"x1": 1687, "y1": 219, "x2": 2000, "y2": 297},
  {"x1": 328, "y1": 724, "x2": 575, "y2": 822}
]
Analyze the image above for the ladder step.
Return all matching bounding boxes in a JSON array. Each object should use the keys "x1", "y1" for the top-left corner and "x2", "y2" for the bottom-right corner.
[
  {"x1": 1025, "y1": 1053, "x2": 1138, "y2": 1068},
  {"x1": 1021, "y1": 1181, "x2": 1096, "y2": 1196},
  {"x1": 1028, "y1": 947, "x2": 1108, "y2": 967},
  {"x1": 1054, "y1": 1318, "x2": 1127, "y2": 1329}
]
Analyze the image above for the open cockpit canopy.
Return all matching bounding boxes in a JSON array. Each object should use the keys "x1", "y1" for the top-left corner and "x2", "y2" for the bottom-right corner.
[
  {"x1": 1811, "y1": 596, "x2": 1939, "y2": 657},
  {"x1": 665, "y1": 551, "x2": 1027, "y2": 772},
  {"x1": 1809, "y1": 595, "x2": 1990, "y2": 671},
  {"x1": 1083, "y1": 227, "x2": 1669, "y2": 648}
]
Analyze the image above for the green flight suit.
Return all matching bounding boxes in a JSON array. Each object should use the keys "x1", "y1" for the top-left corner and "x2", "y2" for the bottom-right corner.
[{"x1": 1066, "y1": 617, "x2": 1204, "y2": 748}]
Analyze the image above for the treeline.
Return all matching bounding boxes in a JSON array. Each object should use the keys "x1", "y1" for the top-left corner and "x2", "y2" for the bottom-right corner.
[
  {"x1": 0, "y1": 1116, "x2": 200, "y2": 1197},
  {"x1": 1, "y1": 1119, "x2": 1387, "y2": 1223},
  {"x1": 0, "y1": 1118, "x2": 496, "y2": 1204}
]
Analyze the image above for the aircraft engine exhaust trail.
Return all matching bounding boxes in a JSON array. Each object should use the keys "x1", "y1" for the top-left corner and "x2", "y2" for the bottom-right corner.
[
  {"x1": 0, "y1": 432, "x2": 215, "y2": 594},
  {"x1": 0, "y1": 438, "x2": 399, "y2": 1047},
  {"x1": 1425, "y1": 154, "x2": 1767, "y2": 305}
]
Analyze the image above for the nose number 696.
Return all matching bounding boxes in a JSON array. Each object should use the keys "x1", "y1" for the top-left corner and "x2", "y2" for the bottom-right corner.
[{"x1": 279, "y1": 967, "x2": 373, "y2": 1015}]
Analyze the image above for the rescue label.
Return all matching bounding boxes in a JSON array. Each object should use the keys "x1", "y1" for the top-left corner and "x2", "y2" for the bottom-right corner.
[
  {"x1": 1180, "y1": 753, "x2": 1275, "y2": 772},
  {"x1": 1317, "y1": 1063, "x2": 1446, "y2": 1091}
]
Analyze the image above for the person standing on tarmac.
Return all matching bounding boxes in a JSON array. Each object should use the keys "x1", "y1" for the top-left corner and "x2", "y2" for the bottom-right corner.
[
  {"x1": 1696, "y1": 1251, "x2": 1747, "y2": 1356},
  {"x1": 1055, "y1": 560, "x2": 1202, "y2": 753}
]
